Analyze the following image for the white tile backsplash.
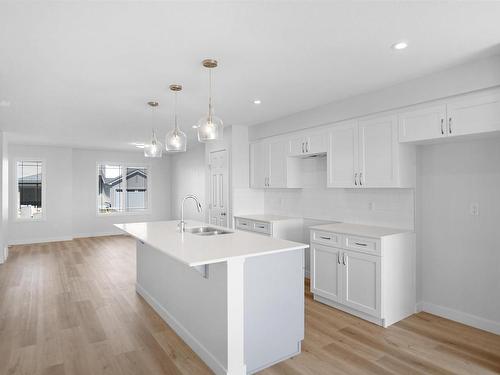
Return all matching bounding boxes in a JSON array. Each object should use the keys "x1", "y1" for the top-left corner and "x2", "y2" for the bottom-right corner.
[{"x1": 263, "y1": 156, "x2": 414, "y2": 230}]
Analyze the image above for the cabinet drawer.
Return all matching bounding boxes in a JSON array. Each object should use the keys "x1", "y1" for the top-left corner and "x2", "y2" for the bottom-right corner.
[
  {"x1": 344, "y1": 235, "x2": 380, "y2": 255},
  {"x1": 235, "y1": 218, "x2": 252, "y2": 231},
  {"x1": 311, "y1": 230, "x2": 341, "y2": 246},
  {"x1": 252, "y1": 221, "x2": 271, "y2": 235}
]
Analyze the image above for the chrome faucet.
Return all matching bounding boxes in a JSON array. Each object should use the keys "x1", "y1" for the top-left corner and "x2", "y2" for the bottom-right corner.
[{"x1": 179, "y1": 194, "x2": 203, "y2": 232}]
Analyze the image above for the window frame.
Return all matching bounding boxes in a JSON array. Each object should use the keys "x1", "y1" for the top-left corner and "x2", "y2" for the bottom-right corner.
[
  {"x1": 96, "y1": 162, "x2": 152, "y2": 217},
  {"x1": 14, "y1": 158, "x2": 47, "y2": 222}
]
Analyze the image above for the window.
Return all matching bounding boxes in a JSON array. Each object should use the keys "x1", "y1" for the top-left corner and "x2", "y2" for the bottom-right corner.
[
  {"x1": 16, "y1": 160, "x2": 44, "y2": 220},
  {"x1": 97, "y1": 164, "x2": 149, "y2": 214}
]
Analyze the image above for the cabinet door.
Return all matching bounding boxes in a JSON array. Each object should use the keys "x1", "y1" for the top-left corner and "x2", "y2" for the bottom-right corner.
[
  {"x1": 342, "y1": 250, "x2": 381, "y2": 318},
  {"x1": 269, "y1": 140, "x2": 286, "y2": 188},
  {"x1": 250, "y1": 141, "x2": 269, "y2": 188},
  {"x1": 288, "y1": 136, "x2": 305, "y2": 156},
  {"x1": 311, "y1": 244, "x2": 342, "y2": 302},
  {"x1": 305, "y1": 132, "x2": 327, "y2": 154},
  {"x1": 398, "y1": 105, "x2": 447, "y2": 142},
  {"x1": 327, "y1": 121, "x2": 358, "y2": 188},
  {"x1": 447, "y1": 92, "x2": 500, "y2": 137},
  {"x1": 358, "y1": 115, "x2": 398, "y2": 187}
]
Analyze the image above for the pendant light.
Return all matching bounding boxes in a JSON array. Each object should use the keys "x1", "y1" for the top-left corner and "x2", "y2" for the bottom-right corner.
[
  {"x1": 196, "y1": 59, "x2": 223, "y2": 142},
  {"x1": 165, "y1": 84, "x2": 187, "y2": 152},
  {"x1": 144, "y1": 101, "x2": 163, "y2": 158}
]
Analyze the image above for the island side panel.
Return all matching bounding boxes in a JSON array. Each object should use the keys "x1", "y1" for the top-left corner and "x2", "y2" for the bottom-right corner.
[
  {"x1": 244, "y1": 248, "x2": 305, "y2": 374},
  {"x1": 135, "y1": 240, "x2": 228, "y2": 374}
]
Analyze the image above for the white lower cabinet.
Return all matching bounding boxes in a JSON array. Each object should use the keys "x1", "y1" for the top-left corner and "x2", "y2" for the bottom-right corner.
[
  {"x1": 311, "y1": 244, "x2": 341, "y2": 302},
  {"x1": 342, "y1": 250, "x2": 381, "y2": 317},
  {"x1": 310, "y1": 224, "x2": 415, "y2": 327}
]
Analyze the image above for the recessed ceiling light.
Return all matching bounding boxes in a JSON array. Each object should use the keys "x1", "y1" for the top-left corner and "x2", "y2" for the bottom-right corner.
[
  {"x1": 392, "y1": 41, "x2": 408, "y2": 50},
  {"x1": 253, "y1": 99, "x2": 262, "y2": 105},
  {"x1": 192, "y1": 125, "x2": 198, "y2": 129}
]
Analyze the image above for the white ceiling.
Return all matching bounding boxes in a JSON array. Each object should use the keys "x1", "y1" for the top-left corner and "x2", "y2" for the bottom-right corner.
[{"x1": 1, "y1": 1, "x2": 500, "y2": 150}]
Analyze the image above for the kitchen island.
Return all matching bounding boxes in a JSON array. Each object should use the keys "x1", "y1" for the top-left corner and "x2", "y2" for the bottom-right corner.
[{"x1": 115, "y1": 220, "x2": 308, "y2": 375}]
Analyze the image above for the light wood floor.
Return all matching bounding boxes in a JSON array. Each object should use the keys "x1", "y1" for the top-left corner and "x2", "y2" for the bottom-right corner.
[{"x1": 1, "y1": 236, "x2": 499, "y2": 375}]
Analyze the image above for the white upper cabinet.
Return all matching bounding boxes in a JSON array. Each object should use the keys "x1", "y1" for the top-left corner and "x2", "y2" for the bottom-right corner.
[
  {"x1": 399, "y1": 90, "x2": 500, "y2": 143},
  {"x1": 288, "y1": 132, "x2": 327, "y2": 156},
  {"x1": 328, "y1": 115, "x2": 415, "y2": 188},
  {"x1": 268, "y1": 140, "x2": 287, "y2": 188},
  {"x1": 328, "y1": 121, "x2": 358, "y2": 188},
  {"x1": 250, "y1": 141, "x2": 268, "y2": 188},
  {"x1": 447, "y1": 92, "x2": 500, "y2": 137},
  {"x1": 250, "y1": 139, "x2": 292, "y2": 189},
  {"x1": 398, "y1": 105, "x2": 447, "y2": 142},
  {"x1": 358, "y1": 115, "x2": 398, "y2": 187}
]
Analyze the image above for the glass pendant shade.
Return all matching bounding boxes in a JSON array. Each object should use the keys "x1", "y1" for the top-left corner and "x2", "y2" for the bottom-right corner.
[
  {"x1": 144, "y1": 130, "x2": 163, "y2": 158},
  {"x1": 165, "y1": 84, "x2": 187, "y2": 152},
  {"x1": 197, "y1": 114, "x2": 223, "y2": 142},
  {"x1": 197, "y1": 59, "x2": 223, "y2": 143},
  {"x1": 166, "y1": 127, "x2": 187, "y2": 152}
]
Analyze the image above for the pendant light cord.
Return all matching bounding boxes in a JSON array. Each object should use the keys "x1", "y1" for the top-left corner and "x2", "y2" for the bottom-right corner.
[
  {"x1": 174, "y1": 90, "x2": 178, "y2": 131},
  {"x1": 208, "y1": 68, "x2": 213, "y2": 122}
]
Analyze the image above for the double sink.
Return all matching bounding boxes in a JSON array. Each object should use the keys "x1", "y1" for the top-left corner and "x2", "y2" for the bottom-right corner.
[{"x1": 187, "y1": 226, "x2": 233, "y2": 236}]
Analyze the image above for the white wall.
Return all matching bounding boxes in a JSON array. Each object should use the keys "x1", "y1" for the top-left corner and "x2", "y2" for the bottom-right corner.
[
  {"x1": 72, "y1": 148, "x2": 171, "y2": 237},
  {"x1": 7, "y1": 144, "x2": 171, "y2": 244},
  {"x1": 170, "y1": 144, "x2": 206, "y2": 222},
  {"x1": 418, "y1": 137, "x2": 500, "y2": 333},
  {"x1": 0, "y1": 133, "x2": 8, "y2": 262},
  {"x1": 8, "y1": 144, "x2": 73, "y2": 244}
]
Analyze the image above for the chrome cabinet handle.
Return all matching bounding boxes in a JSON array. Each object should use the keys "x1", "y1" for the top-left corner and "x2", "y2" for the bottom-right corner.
[
  {"x1": 256, "y1": 225, "x2": 265, "y2": 229},
  {"x1": 319, "y1": 236, "x2": 331, "y2": 240},
  {"x1": 354, "y1": 173, "x2": 358, "y2": 186},
  {"x1": 440, "y1": 118, "x2": 444, "y2": 135},
  {"x1": 306, "y1": 141, "x2": 309, "y2": 153},
  {"x1": 337, "y1": 252, "x2": 341, "y2": 264},
  {"x1": 359, "y1": 172, "x2": 363, "y2": 186},
  {"x1": 301, "y1": 142, "x2": 305, "y2": 153},
  {"x1": 448, "y1": 117, "x2": 452, "y2": 134},
  {"x1": 342, "y1": 253, "x2": 346, "y2": 265},
  {"x1": 354, "y1": 242, "x2": 367, "y2": 247}
]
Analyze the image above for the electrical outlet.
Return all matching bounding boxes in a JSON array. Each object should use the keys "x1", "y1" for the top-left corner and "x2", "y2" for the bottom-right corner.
[{"x1": 470, "y1": 203, "x2": 479, "y2": 216}]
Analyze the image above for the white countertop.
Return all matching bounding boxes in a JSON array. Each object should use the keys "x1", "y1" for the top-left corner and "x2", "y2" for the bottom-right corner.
[
  {"x1": 115, "y1": 220, "x2": 308, "y2": 267},
  {"x1": 234, "y1": 214, "x2": 302, "y2": 223},
  {"x1": 309, "y1": 222, "x2": 411, "y2": 238}
]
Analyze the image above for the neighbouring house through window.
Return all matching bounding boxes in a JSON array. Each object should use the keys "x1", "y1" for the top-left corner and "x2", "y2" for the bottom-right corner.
[
  {"x1": 97, "y1": 164, "x2": 149, "y2": 214},
  {"x1": 17, "y1": 160, "x2": 44, "y2": 220}
]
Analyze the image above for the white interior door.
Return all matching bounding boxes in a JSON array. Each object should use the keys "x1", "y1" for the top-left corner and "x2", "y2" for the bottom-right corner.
[{"x1": 209, "y1": 149, "x2": 229, "y2": 227}]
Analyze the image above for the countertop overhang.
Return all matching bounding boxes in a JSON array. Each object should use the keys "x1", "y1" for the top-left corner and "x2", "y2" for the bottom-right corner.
[{"x1": 115, "y1": 220, "x2": 308, "y2": 267}]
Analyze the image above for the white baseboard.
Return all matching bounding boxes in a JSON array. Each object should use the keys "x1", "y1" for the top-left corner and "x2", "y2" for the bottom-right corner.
[
  {"x1": 8, "y1": 236, "x2": 73, "y2": 246},
  {"x1": 417, "y1": 301, "x2": 500, "y2": 335},
  {"x1": 135, "y1": 283, "x2": 227, "y2": 375}
]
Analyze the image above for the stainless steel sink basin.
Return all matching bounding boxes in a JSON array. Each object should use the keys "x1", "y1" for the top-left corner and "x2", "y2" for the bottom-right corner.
[{"x1": 186, "y1": 226, "x2": 232, "y2": 236}]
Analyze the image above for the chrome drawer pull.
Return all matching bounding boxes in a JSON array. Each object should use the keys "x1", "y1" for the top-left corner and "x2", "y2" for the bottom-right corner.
[
  {"x1": 354, "y1": 242, "x2": 367, "y2": 246},
  {"x1": 256, "y1": 225, "x2": 265, "y2": 229},
  {"x1": 440, "y1": 118, "x2": 444, "y2": 135},
  {"x1": 337, "y1": 253, "x2": 341, "y2": 264},
  {"x1": 319, "y1": 236, "x2": 331, "y2": 240}
]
